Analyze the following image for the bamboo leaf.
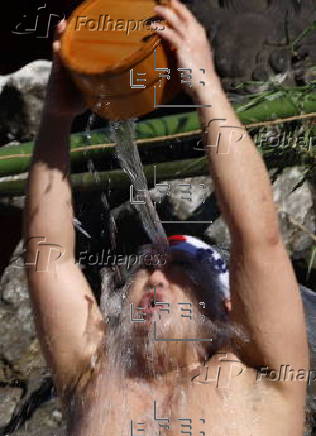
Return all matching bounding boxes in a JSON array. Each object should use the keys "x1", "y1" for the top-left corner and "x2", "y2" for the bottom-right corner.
[{"x1": 307, "y1": 245, "x2": 316, "y2": 281}]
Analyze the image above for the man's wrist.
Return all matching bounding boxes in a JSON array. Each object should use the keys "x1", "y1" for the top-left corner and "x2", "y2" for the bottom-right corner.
[
  {"x1": 41, "y1": 106, "x2": 75, "y2": 130},
  {"x1": 35, "y1": 108, "x2": 73, "y2": 152},
  {"x1": 194, "y1": 74, "x2": 225, "y2": 107}
]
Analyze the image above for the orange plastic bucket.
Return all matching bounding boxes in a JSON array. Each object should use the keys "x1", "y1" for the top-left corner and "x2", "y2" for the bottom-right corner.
[{"x1": 60, "y1": 0, "x2": 181, "y2": 120}]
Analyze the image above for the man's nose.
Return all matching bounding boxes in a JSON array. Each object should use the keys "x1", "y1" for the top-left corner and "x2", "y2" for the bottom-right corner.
[{"x1": 147, "y1": 269, "x2": 169, "y2": 289}]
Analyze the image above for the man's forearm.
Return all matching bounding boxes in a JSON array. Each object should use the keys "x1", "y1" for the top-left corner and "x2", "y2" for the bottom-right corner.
[
  {"x1": 196, "y1": 77, "x2": 280, "y2": 247},
  {"x1": 24, "y1": 111, "x2": 75, "y2": 265}
]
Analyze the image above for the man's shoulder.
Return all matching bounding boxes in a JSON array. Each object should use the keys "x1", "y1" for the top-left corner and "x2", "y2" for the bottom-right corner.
[{"x1": 206, "y1": 349, "x2": 308, "y2": 406}]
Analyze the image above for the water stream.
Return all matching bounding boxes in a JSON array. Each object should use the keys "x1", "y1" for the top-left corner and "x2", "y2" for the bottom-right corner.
[
  {"x1": 109, "y1": 118, "x2": 168, "y2": 247},
  {"x1": 81, "y1": 114, "x2": 168, "y2": 248}
]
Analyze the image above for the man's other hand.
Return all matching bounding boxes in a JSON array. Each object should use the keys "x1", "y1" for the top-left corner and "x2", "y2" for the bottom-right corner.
[{"x1": 152, "y1": 0, "x2": 219, "y2": 101}]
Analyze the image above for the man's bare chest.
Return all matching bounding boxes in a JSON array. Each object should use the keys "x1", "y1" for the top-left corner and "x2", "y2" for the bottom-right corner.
[{"x1": 66, "y1": 360, "x2": 290, "y2": 436}]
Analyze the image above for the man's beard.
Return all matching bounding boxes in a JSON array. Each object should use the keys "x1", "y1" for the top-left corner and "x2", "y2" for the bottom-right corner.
[{"x1": 103, "y1": 294, "x2": 245, "y2": 380}]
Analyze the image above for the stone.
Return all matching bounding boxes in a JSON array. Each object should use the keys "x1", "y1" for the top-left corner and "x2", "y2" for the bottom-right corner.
[
  {"x1": 269, "y1": 49, "x2": 291, "y2": 74},
  {"x1": 11, "y1": 398, "x2": 66, "y2": 436},
  {"x1": 158, "y1": 176, "x2": 213, "y2": 222},
  {"x1": 0, "y1": 61, "x2": 51, "y2": 145},
  {"x1": 0, "y1": 242, "x2": 63, "y2": 435},
  {"x1": 205, "y1": 216, "x2": 231, "y2": 250},
  {"x1": 0, "y1": 242, "x2": 37, "y2": 366},
  {"x1": 273, "y1": 167, "x2": 316, "y2": 260},
  {"x1": 151, "y1": 168, "x2": 315, "y2": 261},
  {"x1": 252, "y1": 68, "x2": 270, "y2": 82},
  {"x1": 0, "y1": 387, "x2": 23, "y2": 427},
  {"x1": 218, "y1": 0, "x2": 270, "y2": 12},
  {"x1": 189, "y1": 0, "x2": 316, "y2": 90}
]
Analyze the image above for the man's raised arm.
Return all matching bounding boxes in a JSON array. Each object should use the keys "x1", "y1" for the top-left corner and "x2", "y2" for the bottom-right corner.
[
  {"x1": 154, "y1": 0, "x2": 309, "y2": 388},
  {"x1": 196, "y1": 81, "x2": 309, "y2": 373},
  {"x1": 24, "y1": 20, "x2": 104, "y2": 396}
]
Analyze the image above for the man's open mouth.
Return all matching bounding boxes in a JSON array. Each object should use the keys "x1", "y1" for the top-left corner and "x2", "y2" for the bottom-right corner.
[{"x1": 138, "y1": 290, "x2": 165, "y2": 316}]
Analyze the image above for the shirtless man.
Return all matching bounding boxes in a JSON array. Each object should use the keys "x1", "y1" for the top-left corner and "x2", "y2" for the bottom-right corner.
[{"x1": 24, "y1": 0, "x2": 309, "y2": 435}]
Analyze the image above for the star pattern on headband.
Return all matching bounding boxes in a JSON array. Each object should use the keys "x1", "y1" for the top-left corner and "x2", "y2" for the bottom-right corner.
[{"x1": 196, "y1": 248, "x2": 228, "y2": 274}]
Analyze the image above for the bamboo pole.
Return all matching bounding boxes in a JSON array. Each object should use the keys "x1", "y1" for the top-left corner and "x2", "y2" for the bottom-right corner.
[
  {"x1": 0, "y1": 87, "x2": 315, "y2": 178},
  {"x1": 0, "y1": 158, "x2": 208, "y2": 199},
  {"x1": 0, "y1": 149, "x2": 314, "y2": 201}
]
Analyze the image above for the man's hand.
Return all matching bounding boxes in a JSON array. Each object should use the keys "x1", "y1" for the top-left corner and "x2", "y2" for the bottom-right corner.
[
  {"x1": 43, "y1": 20, "x2": 87, "y2": 121},
  {"x1": 152, "y1": 0, "x2": 219, "y2": 101}
]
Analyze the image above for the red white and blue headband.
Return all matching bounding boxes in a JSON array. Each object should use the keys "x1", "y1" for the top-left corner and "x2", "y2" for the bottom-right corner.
[{"x1": 168, "y1": 235, "x2": 230, "y2": 300}]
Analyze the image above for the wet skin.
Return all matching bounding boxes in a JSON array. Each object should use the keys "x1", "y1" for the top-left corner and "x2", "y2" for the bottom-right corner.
[{"x1": 63, "y1": 266, "x2": 306, "y2": 436}]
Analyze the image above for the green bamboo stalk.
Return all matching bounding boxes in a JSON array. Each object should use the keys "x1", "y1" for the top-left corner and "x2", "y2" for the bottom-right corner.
[
  {"x1": 0, "y1": 150, "x2": 313, "y2": 200},
  {"x1": 0, "y1": 157, "x2": 208, "y2": 200},
  {"x1": 0, "y1": 86, "x2": 315, "y2": 178}
]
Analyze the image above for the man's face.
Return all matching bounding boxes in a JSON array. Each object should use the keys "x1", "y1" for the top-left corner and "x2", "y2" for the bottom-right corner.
[
  {"x1": 129, "y1": 264, "x2": 197, "y2": 317},
  {"x1": 108, "y1": 250, "x2": 238, "y2": 377},
  {"x1": 124, "y1": 252, "x2": 215, "y2": 344}
]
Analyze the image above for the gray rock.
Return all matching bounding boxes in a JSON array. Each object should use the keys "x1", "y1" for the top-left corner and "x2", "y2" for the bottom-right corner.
[
  {"x1": 205, "y1": 217, "x2": 231, "y2": 250},
  {"x1": 273, "y1": 167, "x2": 316, "y2": 260},
  {"x1": 151, "y1": 167, "x2": 315, "y2": 261},
  {"x1": 158, "y1": 176, "x2": 213, "y2": 222},
  {"x1": 0, "y1": 61, "x2": 51, "y2": 144},
  {"x1": 0, "y1": 387, "x2": 22, "y2": 427},
  {"x1": 0, "y1": 242, "x2": 64, "y2": 435},
  {"x1": 269, "y1": 49, "x2": 291, "y2": 74},
  {"x1": 0, "y1": 241, "x2": 38, "y2": 366},
  {"x1": 11, "y1": 398, "x2": 66, "y2": 436},
  {"x1": 189, "y1": 0, "x2": 316, "y2": 90}
]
